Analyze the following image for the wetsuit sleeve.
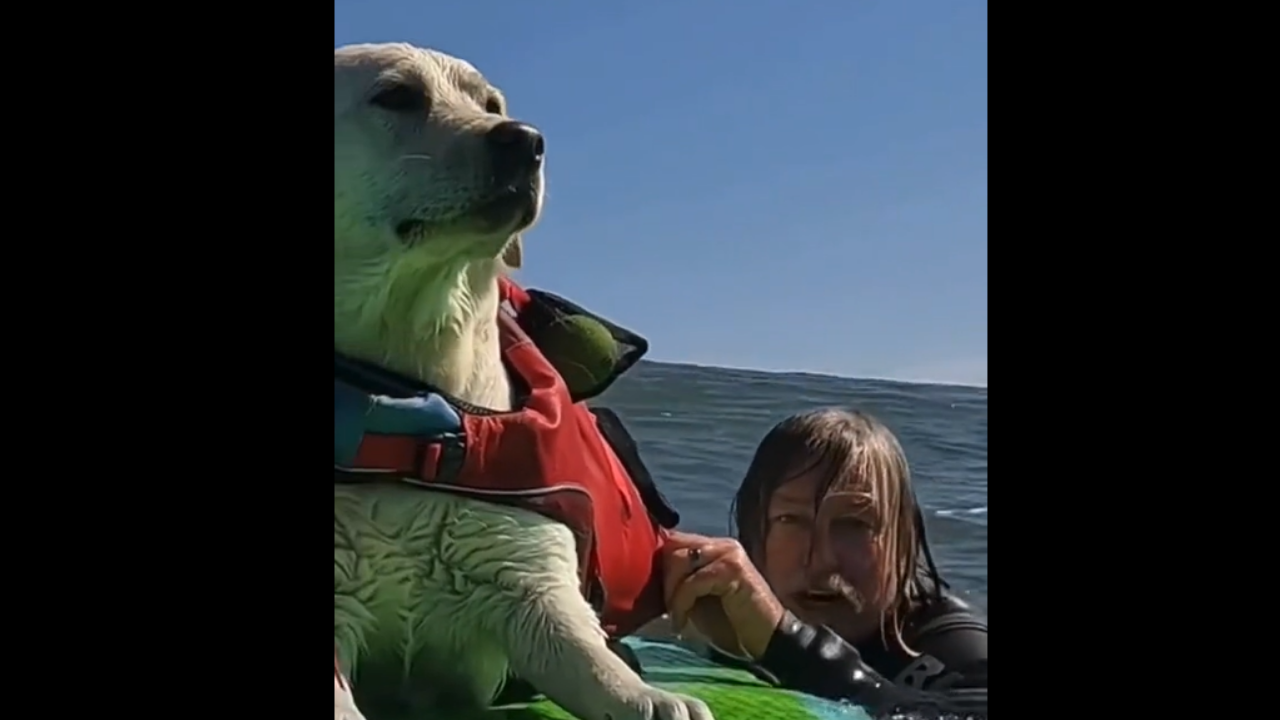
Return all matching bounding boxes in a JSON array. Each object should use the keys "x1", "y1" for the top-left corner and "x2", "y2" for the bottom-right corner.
[{"x1": 757, "y1": 611, "x2": 988, "y2": 717}]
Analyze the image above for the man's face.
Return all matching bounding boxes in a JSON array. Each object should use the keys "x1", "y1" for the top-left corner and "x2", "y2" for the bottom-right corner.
[{"x1": 758, "y1": 470, "x2": 887, "y2": 643}]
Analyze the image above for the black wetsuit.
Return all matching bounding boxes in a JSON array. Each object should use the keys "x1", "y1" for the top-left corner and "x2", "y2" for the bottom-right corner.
[{"x1": 718, "y1": 594, "x2": 988, "y2": 717}]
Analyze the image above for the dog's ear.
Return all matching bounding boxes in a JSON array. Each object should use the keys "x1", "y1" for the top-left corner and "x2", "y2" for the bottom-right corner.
[{"x1": 502, "y1": 235, "x2": 523, "y2": 269}]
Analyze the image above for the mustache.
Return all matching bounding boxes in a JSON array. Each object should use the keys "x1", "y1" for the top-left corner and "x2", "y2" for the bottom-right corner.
[{"x1": 805, "y1": 573, "x2": 865, "y2": 613}]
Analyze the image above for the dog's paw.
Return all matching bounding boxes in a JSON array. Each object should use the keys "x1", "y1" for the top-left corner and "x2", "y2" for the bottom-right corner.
[{"x1": 600, "y1": 686, "x2": 714, "y2": 720}]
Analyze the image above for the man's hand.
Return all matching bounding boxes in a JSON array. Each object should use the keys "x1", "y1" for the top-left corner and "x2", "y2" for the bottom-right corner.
[{"x1": 662, "y1": 530, "x2": 786, "y2": 660}]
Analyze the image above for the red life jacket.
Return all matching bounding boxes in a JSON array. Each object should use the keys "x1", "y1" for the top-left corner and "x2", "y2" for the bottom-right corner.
[{"x1": 334, "y1": 278, "x2": 676, "y2": 638}]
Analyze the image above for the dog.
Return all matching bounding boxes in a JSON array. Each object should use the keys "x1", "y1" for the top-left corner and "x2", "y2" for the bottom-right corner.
[{"x1": 334, "y1": 43, "x2": 714, "y2": 720}]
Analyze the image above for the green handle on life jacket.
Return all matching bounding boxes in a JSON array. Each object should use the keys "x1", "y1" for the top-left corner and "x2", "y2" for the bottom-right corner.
[{"x1": 535, "y1": 314, "x2": 623, "y2": 398}]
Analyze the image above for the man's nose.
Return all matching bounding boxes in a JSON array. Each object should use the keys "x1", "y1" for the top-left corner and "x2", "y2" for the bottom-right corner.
[{"x1": 805, "y1": 523, "x2": 840, "y2": 572}]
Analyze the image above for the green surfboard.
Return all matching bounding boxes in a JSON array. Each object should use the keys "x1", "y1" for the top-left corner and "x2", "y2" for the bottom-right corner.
[{"x1": 485, "y1": 638, "x2": 873, "y2": 720}]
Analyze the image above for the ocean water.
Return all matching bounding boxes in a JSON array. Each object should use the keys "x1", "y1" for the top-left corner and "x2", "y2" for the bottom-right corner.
[{"x1": 599, "y1": 360, "x2": 989, "y2": 613}]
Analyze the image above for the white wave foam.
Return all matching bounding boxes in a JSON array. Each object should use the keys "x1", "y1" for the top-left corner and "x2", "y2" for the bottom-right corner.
[{"x1": 935, "y1": 507, "x2": 987, "y2": 517}]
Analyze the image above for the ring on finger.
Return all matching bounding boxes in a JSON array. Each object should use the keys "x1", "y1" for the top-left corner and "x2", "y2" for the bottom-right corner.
[{"x1": 688, "y1": 546, "x2": 704, "y2": 571}]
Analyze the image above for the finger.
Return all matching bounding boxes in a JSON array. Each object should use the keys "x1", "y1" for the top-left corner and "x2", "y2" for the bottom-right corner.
[
  {"x1": 679, "y1": 537, "x2": 743, "y2": 566},
  {"x1": 671, "y1": 575, "x2": 735, "y2": 634},
  {"x1": 663, "y1": 530, "x2": 713, "y2": 549},
  {"x1": 662, "y1": 541, "x2": 741, "y2": 601},
  {"x1": 662, "y1": 547, "x2": 701, "y2": 604},
  {"x1": 666, "y1": 533, "x2": 746, "y2": 559},
  {"x1": 669, "y1": 560, "x2": 739, "y2": 631},
  {"x1": 666, "y1": 545, "x2": 760, "y2": 630}
]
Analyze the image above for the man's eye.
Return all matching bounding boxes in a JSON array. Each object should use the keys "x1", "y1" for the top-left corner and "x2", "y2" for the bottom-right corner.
[
  {"x1": 772, "y1": 513, "x2": 807, "y2": 525},
  {"x1": 832, "y1": 516, "x2": 874, "y2": 535}
]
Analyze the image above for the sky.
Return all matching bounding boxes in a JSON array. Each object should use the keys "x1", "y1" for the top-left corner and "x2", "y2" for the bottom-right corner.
[{"x1": 335, "y1": 0, "x2": 988, "y2": 387}]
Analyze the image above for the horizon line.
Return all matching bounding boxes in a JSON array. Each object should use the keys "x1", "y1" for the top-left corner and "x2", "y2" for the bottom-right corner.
[{"x1": 640, "y1": 357, "x2": 987, "y2": 391}]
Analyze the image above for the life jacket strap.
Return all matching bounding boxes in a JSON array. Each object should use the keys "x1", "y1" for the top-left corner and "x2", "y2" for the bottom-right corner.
[
  {"x1": 343, "y1": 432, "x2": 465, "y2": 483},
  {"x1": 499, "y1": 275, "x2": 530, "y2": 312}
]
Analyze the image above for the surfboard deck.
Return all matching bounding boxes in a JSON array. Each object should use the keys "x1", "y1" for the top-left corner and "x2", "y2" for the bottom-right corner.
[{"x1": 484, "y1": 638, "x2": 872, "y2": 720}]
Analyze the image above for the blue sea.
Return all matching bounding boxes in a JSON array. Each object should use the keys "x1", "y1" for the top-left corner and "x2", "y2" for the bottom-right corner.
[{"x1": 600, "y1": 360, "x2": 989, "y2": 614}]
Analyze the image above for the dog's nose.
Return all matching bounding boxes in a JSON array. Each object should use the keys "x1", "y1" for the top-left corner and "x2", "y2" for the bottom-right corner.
[{"x1": 487, "y1": 121, "x2": 545, "y2": 181}]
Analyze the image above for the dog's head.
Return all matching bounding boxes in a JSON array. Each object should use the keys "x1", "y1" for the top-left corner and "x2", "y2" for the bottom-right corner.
[
  {"x1": 335, "y1": 43, "x2": 541, "y2": 269},
  {"x1": 335, "y1": 43, "x2": 543, "y2": 358}
]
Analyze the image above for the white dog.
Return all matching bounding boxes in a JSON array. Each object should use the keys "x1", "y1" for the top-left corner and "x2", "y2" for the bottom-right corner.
[{"x1": 334, "y1": 43, "x2": 714, "y2": 720}]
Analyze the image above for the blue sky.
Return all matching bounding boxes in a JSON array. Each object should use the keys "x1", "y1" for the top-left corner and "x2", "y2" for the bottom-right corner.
[{"x1": 335, "y1": 0, "x2": 988, "y2": 387}]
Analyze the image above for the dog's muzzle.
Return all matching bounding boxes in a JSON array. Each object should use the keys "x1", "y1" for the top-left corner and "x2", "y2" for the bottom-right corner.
[{"x1": 487, "y1": 121, "x2": 545, "y2": 185}]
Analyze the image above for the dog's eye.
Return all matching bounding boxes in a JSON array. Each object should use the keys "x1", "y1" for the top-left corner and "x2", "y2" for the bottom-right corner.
[
  {"x1": 484, "y1": 97, "x2": 504, "y2": 115},
  {"x1": 370, "y1": 84, "x2": 427, "y2": 113}
]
